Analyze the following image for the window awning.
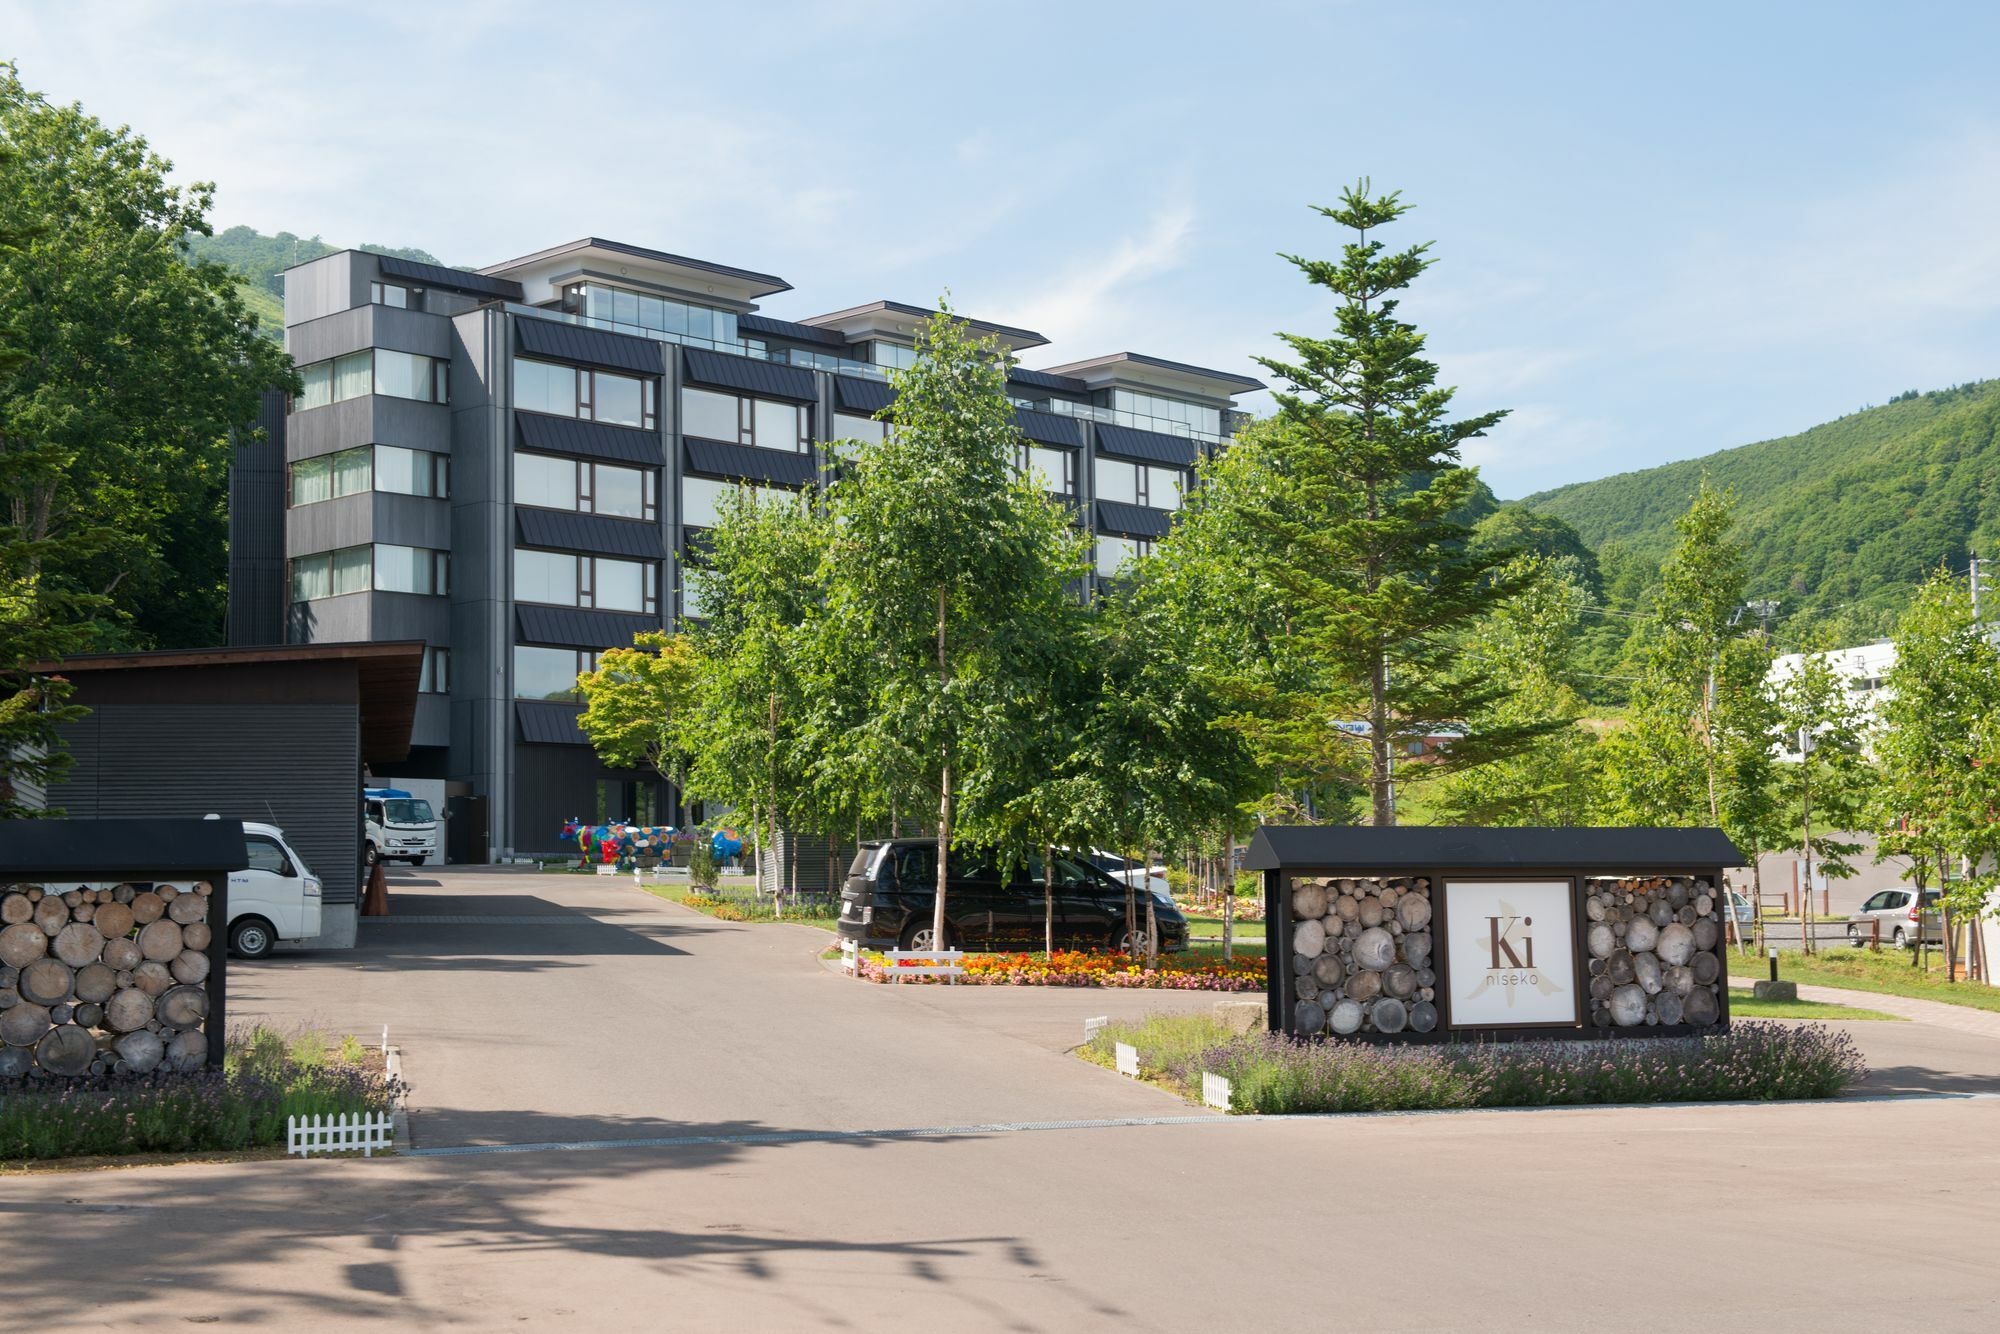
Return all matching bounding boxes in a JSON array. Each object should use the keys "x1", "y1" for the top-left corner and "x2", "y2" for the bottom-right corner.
[
  {"x1": 682, "y1": 347, "x2": 817, "y2": 403},
  {"x1": 516, "y1": 318, "x2": 665, "y2": 377},
  {"x1": 1093, "y1": 423, "x2": 1199, "y2": 468}
]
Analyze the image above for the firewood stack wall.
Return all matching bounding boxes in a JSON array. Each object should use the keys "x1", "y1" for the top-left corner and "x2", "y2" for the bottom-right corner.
[
  {"x1": 1584, "y1": 876, "x2": 1725, "y2": 1029},
  {"x1": 0, "y1": 882, "x2": 215, "y2": 1078},
  {"x1": 1289, "y1": 876, "x2": 1438, "y2": 1037}
]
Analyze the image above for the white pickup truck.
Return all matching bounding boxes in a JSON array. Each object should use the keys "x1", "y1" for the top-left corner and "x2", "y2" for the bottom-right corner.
[
  {"x1": 223, "y1": 820, "x2": 323, "y2": 957},
  {"x1": 364, "y1": 787, "x2": 438, "y2": 867}
]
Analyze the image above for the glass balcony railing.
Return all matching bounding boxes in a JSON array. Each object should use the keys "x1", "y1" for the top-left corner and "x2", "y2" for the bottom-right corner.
[{"x1": 497, "y1": 301, "x2": 893, "y2": 381}]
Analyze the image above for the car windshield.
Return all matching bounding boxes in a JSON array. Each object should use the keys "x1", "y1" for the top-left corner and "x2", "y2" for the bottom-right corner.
[{"x1": 383, "y1": 799, "x2": 433, "y2": 825}]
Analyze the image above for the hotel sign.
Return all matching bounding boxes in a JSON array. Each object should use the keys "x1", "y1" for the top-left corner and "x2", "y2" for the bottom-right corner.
[{"x1": 1442, "y1": 880, "x2": 1581, "y2": 1029}]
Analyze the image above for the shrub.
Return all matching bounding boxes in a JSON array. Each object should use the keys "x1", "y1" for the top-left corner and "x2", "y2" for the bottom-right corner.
[
  {"x1": 0, "y1": 1024, "x2": 402, "y2": 1162},
  {"x1": 687, "y1": 839, "x2": 719, "y2": 892},
  {"x1": 1087, "y1": 1015, "x2": 1866, "y2": 1113}
]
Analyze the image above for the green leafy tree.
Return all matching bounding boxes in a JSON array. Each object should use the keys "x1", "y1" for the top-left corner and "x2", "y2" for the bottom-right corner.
[
  {"x1": 1872, "y1": 568, "x2": 2000, "y2": 954},
  {"x1": 1252, "y1": 182, "x2": 1536, "y2": 823},
  {"x1": 822, "y1": 303, "x2": 1082, "y2": 950},
  {"x1": 576, "y1": 630, "x2": 706, "y2": 801},
  {"x1": 1429, "y1": 554, "x2": 1602, "y2": 826},
  {"x1": 1771, "y1": 632, "x2": 1872, "y2": 952},
  {"x1": 0, "y1": 65, "x2": 294, "y2": 650}
]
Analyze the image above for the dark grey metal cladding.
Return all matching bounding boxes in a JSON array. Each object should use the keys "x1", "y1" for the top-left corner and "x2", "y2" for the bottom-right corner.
[
  {"x1": 289, "y1": 397, "x2": 450, "y2": 461},
  {"x1": 1242, "y1": 825, "x2": 1746, "y2": 872},
  {"x1": 682, "y1": 346, "x2": 816, "y2": 401},
  {"x1": 515, "y1": 411, "x2": 665, "y2": 466},
  {"x1": 740, "y1": 312, "x2": 848, "y2": 347},
  {"x1": 514, "y1": 506, "x2": 666, "y2": 560},
  {"x1": 516, "y1": 700, "x2": 588, "y2": 745},
  {"x1": 833, "y1": 376, "x2": 897, "y2": 415},
  {"x1": 515, "y1": 603, "x2": 660, "y2": 649},
  {"x1": 1094, "y1": 499, "x2": 1172, "y2": 540},
  {"x1": 288, "y1": 492, "x2": 451, "y2": 558},
  {"x1": 411, "y1": 694, "x2": 449, "y2": 749},
  {"x1": 228, "y1": 390, "x2": 289, "y2": 648},
  {"x1": 376, "y1": 254, "x2": 523, "y2": 301},
  {"x1": 683, "y1": 437, "x2": 817, "y2": 488},
  {"x1": 1092, "y1": 422, "x2": 1200, "y2": 468},
  {"x1": 49, "y1": 702, "x2": 362, "y2": 905},
  {"x1": 514, "y1": 317, "x2": 666, "y2": 377},
  {"x1": 287, "y1": 302, "x2": 453, "y2": 366},
  {"x1": 1014, "y1": 406, "x2": 1085, "y2": 448}
]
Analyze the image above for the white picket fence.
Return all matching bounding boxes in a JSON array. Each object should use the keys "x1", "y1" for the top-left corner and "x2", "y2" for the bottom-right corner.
[
  {"x1": 287, "y1": 1112, "x2": 395, "y2": 1158},
  {"x1": 841, "y1": 940, "x2": 965, "y2": 983}
]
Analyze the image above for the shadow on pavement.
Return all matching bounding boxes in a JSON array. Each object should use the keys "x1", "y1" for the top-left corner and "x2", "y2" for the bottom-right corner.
[
  {"x1": 1850, "y1": 1064, "x2": 2000, "y2": 1097},
  {"x1": 0, "y1": 1120, "x2": 1128, "y2": 1331}
]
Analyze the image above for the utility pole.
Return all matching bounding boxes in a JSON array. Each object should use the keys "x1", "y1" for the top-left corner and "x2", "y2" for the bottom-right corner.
[{"x1": 1748, "y1": 598, "x2": 1781, "y2": 643}]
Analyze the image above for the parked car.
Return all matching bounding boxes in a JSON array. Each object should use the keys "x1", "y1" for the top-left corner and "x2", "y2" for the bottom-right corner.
[
  {"x1": 1847, "y1": 887, "x2": 1944, "y2": 949},
  {"x1": 837, "y1": 840, "x2": 1187, "y2": 954}
]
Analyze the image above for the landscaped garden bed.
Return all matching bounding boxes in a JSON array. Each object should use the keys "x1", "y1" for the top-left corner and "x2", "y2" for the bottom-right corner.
[
  {"x1": 1082, "y1": 1013, "x2": 1867, "y2": 1113},
  {"x1": 1726, "y1": 948, "x2": 2000, "y2": 1014},
  {"x1": 0, "y1": 1024, "x2": 402, "y2": 1164},
  {"x1": 856, "y1": 948, "x2": 1265, "y2": 990}
]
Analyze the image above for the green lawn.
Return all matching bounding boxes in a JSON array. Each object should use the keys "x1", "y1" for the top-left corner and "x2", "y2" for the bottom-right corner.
[
  {"x1": 1726, "y1": 948, "x2": 2000, "y2": 1015},
  {"x1": 1727, "y1": 986, "x2": 1902, "y2": 1022},
  {"x1": 644, "y1": 884, "x2": 839, "y2": 933}
]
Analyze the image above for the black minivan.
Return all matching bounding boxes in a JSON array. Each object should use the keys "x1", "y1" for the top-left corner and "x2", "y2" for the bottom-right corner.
[{"x1": 837, "y1": 840, "x2": 1188, "y2": 954}]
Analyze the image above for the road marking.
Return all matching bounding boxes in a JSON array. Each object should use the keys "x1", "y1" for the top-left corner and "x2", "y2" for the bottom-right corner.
[{"x1": 405, "y1": 1090, "x2": 2000, "y2": 1158}]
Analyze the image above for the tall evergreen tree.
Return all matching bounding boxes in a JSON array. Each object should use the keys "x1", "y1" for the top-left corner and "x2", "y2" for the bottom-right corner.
[{"x1": 1253, "y1": 182, "x2": 1531, "y2": 824}]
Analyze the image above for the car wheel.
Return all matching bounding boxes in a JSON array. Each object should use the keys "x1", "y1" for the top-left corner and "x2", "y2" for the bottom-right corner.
[
  {"x1": 1893, "y1": 927, "x2": 1908, "y2": 949},
  {"x1": 229, "y1": 916, "x2": 276, "y2": 960},
  {"x1": 900, "y1": 919, "x2": 950, "y2": 953},
  {"x1": 1847, "y1": 924, "x2": 1863, "y2": 947},
  {"x1": 365, "y1": 844, "x2": 379, "y2": 868},
  {"x1": 1112, "y1": 927, "x2": 1152, "y2": 956}
]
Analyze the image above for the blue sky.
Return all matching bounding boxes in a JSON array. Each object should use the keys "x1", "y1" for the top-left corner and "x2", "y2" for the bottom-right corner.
[{"x1": 8, "y1": 0, "x2": 2000, "y2": 497}]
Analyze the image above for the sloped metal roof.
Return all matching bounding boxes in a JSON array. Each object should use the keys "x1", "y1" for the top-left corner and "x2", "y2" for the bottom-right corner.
[
  {"x1": 515, "y1": 506, "x2": 666, "y2": 560},
  {"x1": 376, "y1": 255, "x2": 522, "y2": 300},
  {"x1": 681, "y1": 347, "x2": 817, "y2": 402},
  {"x1": 515, "y1": 412, "x2": 665, "y2": 466},
  {"x1": 682, "y1": 437, "x2": 817, "y2": 488},
  {"x1": 740, "y1": 312, "x2": 849, "y2": 347},
  {"x1": 833, "y1": 376, "x2": 897, "y2": 415},
  {"x1": 514, "y1": 604, "x2": 661, "y2": 650},
  {"x1": 516, "y1": 701, "x2": 589, "y2": 746},
  {"x1": 515, "y1": 317, "x2": 665, "y2": 376},
  {"x1": 1015, "y1": 407, "x2": 1085, "y2": 449},
  {"x1": 1093, "y1": 423, "x2": 1200, "y2": 468},
  {"x1": 1244, "y1": 826, "x2": 1746, "y2": 872},
  {"x1": 1095, "y1": 500, "x2": 1173, "y2": 539}
]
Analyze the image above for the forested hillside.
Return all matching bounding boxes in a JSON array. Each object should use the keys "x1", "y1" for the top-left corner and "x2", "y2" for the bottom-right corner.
[
  {"x1": 185, "y1": 226, "x2": 445, "y2": 337},
  {"x1": 1521, "y1": 380, "x2": 2000, "y2": 640}
]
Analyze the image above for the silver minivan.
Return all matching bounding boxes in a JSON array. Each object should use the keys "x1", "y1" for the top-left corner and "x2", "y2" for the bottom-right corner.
[{"x1": 1847, "y1": 887, "x2": 1942, "y2": 949}]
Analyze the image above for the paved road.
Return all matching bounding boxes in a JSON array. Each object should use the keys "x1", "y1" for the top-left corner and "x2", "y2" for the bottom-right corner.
[{"x1": 3, "y1": 867, "x2": 1998, "y2": 1331}]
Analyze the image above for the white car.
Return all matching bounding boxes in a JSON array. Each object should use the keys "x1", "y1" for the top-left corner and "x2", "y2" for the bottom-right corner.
[
  {"x1": 212, "y1": 819, "x2": 322, "y2": 958},
  {"x1": 1089, "y1": 852, "x2": 1171, "y2": 899}
]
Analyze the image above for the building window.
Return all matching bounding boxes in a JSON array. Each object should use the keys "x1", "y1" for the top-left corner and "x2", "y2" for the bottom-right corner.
[
  {"x1": 512, "y1": 548, "x2": 657, "y2": 614},
  {"x1": 374, "y1": 543, "x2": 450, "y2": 596},
  {"x1": 1095, "y1": 535, "x2": 1151, "y2": 579},
  {"x1": 512, "y1": 452, "x2": 657, "y2": 521},
  {"x1": 832, "y1": 412, "x2": 887, "y2": 444},
  {"x1": 514, "y1": 357, "x2": 656, "y2": 430},
  {"x1": 679, "y1": 387, "x2": 809, "y2": 452},
  {"x1": 1094, "y1": 457, "x2": 1184, "y2": 510},
  {"x1": 1105, "y1": 388, "x2": 1222, "y2": 442},
  {"x1": 680, "y1": 475, "x2": 774, "y2": 529},
  {"x1": 419, "y1": 646, "x2": 450, "y2": 693},
  {"x1": 370, "y1": 281, "x2": 413, "y2": 309},
  {"x1": 292, "y1": 349, "x2": 449, "y2": 411},
  {"x1": 562, "y1": 282, "x2": 741, "y2": 351},
  {"x1": 1018, "y1": 444, "x2": 1075, "y2": 496},
  {"x1": 512, "y1": 645, "x2": 604, "y2": 702},
  {"x1": 290, "y1": 446, "x2": 446, "y2": 505},
  {"x1": 872, "y1": 341, "x2": 917, "y2": 370},
  {"x1": 681, "y1": 565, "x2": 718, "y2": 619}
]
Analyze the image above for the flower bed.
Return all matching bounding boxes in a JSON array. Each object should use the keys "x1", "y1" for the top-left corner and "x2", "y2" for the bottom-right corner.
[
  {"x1": 858, "y1": 948, "x2": 1266, "y2": 991},
  {"x1": 1084, "y1": 1014, "x2": 1867, "y2": 1113},
  {"x1": 0, "y1": 1025, "x2": 403, "y2": 1163}
]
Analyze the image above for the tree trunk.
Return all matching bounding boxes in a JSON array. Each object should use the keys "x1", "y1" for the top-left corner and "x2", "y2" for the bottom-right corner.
[
  {"x1": 1223, "y1": 832, "x2": 1236, "y2": 963},
  {"x1": 1043, "y1": 842, "x2": 1055, "y2": 956},
  {"x1": 1370, "y1": 647, "x2": 1393, "y2": 825},
  {"x1": 1145, "y1": 845, "x2": 1159, "y2": 965},
  {"x1": 1123, "y1": 847, "x2": 1137, "y2": 957},
  {"x1": 932, "y1": 584, "x2": 951, "y2": 952}
]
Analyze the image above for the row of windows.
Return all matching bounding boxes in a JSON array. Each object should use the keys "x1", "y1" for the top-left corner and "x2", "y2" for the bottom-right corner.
[
  {"x1": 513, "y1": 548, "x2": 659, "y2": 615},
  {"x1": 562, "y1": 283, "x2": 741, "y2": 350},
  {"x1": 515, "y1": 357, "x2": 658, "y2": 430},
  {"x1": 290, "y1": 445, "x2": 449, "y2": 506},
  {"x1": 1095, "y1": 458, "x2": 1184, "y2": 510},
  {"x1": 1106, "y1": 388, "x2": 1223, "y2": 441},
  {"x1": 514, "y1": 451, "x2": 657, "y2": 521},
  {"x1": 290, "y1": 543, "x2": 450, "y2": 602},
  {"x1": 296, "y1": 349, "x2": 449, "y2": 412},
  {"x1": 681, "y1": 387, "x2": 811, "y2": 453}
]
